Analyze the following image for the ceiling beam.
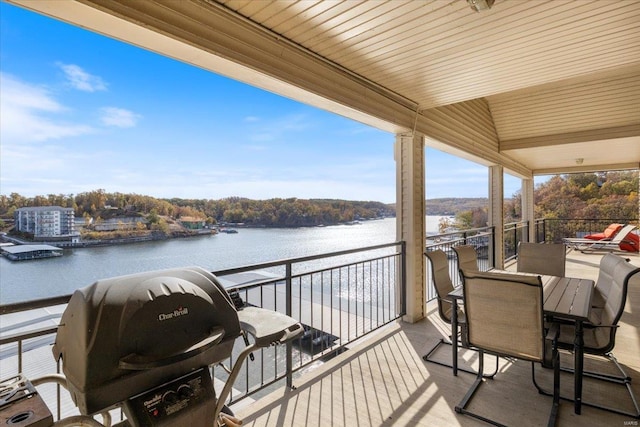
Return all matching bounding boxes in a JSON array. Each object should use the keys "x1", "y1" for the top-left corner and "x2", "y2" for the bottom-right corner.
[
  {"x1": 500, "y1": 124, "x2": 640, "y2": 151},
  {"x1": 534, "y1": 162, "x2": 640, "y2": 176}
]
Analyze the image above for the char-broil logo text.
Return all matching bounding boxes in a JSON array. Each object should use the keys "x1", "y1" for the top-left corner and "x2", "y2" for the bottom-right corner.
[{"x1": 158, "y1": 306, "x2": 189, "y2": 321}]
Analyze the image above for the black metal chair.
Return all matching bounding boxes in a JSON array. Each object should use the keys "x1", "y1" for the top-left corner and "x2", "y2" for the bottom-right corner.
[
  {"x1": 535, "y1": 253, "x2": 640, "y2": 418},
  {"x1": 423, "y1": 250, "x2": 497, "y2": 378},
  {"x1": 456, "y1": 270, "x2": 561, "y2": 427}
]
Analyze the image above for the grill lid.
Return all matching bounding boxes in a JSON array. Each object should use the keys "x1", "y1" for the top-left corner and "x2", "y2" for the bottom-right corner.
[{"x1": 52, "y1": 266, "x2": 240, "y2": 415}]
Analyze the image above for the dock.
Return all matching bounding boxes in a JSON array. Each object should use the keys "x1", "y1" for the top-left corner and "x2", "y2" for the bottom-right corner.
[{"x1": 1, "y1": 245, "x2": 63, "y2": 261}]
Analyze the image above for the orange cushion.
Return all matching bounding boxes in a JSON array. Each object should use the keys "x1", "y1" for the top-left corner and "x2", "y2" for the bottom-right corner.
[
  {"x1": 603, "y1": 224, "x2": 623, "y2": 238},
  {"x1": 585, "y1": 223, "x2": 623, "y2": 240},
  {"x1": 585, "y1": 232, "x2": 605, "y2": 241}
]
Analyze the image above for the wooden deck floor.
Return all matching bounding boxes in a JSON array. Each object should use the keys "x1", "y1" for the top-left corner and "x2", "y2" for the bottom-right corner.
[{"x1": 234, "y1": 251, "x2": 640, "y2": 426}]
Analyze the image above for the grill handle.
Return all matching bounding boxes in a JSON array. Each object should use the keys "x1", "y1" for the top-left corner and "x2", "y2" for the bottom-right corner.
[{"x1": 118, "y1": 326, "x2": 226, "y2": 370}]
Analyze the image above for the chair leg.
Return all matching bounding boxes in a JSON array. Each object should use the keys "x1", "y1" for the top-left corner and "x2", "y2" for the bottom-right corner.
[
  {"x1": 531, "y1": 336, "x2": 561, "y2": 427},
  {"x1": 606, "y1": 352, "x2": 633, "y2": 382},
  {"x1": 423, "y1": 338, "x2": 499, "y2": 378},
  {"x1": 454, "y1": 350, "x2": 509, "y2": 427},
  {"x1": 533, "y1": 359, "x2": 640, "y2": 419},
  {"x1": 548, "y1": 338, "x2": 560, "y2": 427},
  {"x1": 556, "y1": 348, "x2": 638, "y2": 417},
  {"x1": 560, "y1": 351, "x2": 631, "y2": 384}
]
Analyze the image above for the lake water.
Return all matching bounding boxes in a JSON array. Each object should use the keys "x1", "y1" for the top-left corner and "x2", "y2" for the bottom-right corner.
[{"x1": 0, "y1": 216, "x2": 448, "y2": 304}]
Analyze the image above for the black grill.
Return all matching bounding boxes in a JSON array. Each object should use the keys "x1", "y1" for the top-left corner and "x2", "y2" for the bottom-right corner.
[{"x1": 52, "y1": 266, "x2": 302, "y2": 426}]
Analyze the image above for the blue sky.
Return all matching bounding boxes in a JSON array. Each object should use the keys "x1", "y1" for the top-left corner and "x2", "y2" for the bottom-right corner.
[{"x1": 0, "y1": 3, "x2": 522, "y2": 204}]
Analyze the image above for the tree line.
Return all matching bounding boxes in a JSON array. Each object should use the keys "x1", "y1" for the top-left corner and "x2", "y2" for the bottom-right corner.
[
  {"x1": 0, "y1": 191, "x2": 395, "y2": 229},
  {"x1": 0, "y1": 171, "x2": 636, "y2": 232},
  {"x1": 443, "y1": 171, "x2": 638, "y2": 231}
]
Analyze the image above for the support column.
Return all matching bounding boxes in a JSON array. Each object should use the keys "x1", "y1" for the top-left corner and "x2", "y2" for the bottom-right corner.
[
  {"x1": 395, "y1": 133, "x2": 425, "y2": 323},
  {"x1": 521, "y1": 178, "x2": 535, "y2": 242},
  {"x1": 489, "y1": 165, "x2": 504, "y2": 269}
]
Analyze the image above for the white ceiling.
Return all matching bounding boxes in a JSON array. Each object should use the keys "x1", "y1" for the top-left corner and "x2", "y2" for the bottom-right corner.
[{"x1": 8, "y1": 0, "x2": 640, "y2": 176}]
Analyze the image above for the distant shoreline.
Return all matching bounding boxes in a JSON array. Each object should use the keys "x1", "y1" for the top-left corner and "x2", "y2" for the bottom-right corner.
[
  {"x1": 1, "y1": 229, "x2": 213, "y2": 249},
  {"x1": 0, "y1": 217, "x2": 398, "y2": 249}
]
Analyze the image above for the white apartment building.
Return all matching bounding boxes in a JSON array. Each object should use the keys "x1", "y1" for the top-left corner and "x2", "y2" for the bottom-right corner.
[{"x1": 14, "y1": 206, "x2": 76, "y2": 238}]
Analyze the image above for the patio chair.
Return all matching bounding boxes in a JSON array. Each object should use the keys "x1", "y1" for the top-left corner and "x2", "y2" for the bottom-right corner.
[
  {"x1": 582, "y1": 223, "x2": 624, "y2": 241},
  {"x1": 563, "y1": 224, "x2": 638, "y2": 253},
  {"x1": 453, "y1": 245, "x2": 478, "y2": 280},
  {"x1": 538, "y1": 253, "x2": 640, "y2": 417},
  {"x1": 516, "y1": 242, "x2": 566, "y2": 277},
  {"x1": 455, "y1": 270, "x2": 561, "y2": 427},
  {"x1": 423, "y1": 250, "x2": 497, "y2": 377}
]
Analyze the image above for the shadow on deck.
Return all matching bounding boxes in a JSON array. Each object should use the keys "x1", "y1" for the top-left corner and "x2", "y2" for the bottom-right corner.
[{"x1": 234, "y1": 251, "x2": 640, "y2": 426}]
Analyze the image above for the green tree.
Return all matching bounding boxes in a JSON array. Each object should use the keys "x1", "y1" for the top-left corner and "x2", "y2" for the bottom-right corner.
[
  {"x1": 147, "y1": 209, "x2": 160, "y2": 224},
  {"x1": 151, "y1": 218, "x2": 169, "y2": 234}
]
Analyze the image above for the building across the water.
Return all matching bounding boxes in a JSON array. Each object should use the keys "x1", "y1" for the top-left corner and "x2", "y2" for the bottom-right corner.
[
  {"x1": 1, "y1": 244, "x2": 63, "y2": 261},
  {"x1": 14, "y1": 206, "x2": 79, "y2": 244}
]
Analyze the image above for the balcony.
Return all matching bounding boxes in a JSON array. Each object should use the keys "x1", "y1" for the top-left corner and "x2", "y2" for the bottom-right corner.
[
  {"x1": 229, "y1": 250, "x2": 639, "y2": 426},
  {"x1": 1, "y1": 238, "x2": 638, "y2": 426}
]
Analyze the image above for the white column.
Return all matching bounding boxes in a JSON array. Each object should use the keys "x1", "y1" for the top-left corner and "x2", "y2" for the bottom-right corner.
[
  {"x1": 521, "y1": 178, "x2": 535, "y2": 242},
  {"x1": 395, "y1": 133, "x2": 425, "y2": 323},
  {"x1": 489, "y1": 165, "x2": 504, "y2": 269}
]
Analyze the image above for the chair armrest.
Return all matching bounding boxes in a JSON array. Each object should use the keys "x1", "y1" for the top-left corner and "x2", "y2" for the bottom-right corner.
[
  {"x1": 542, "y1": 323, "x2": 560, "y2": 369},
  {"x1": 546, "y1": 322, "x2": 560, "y2": 341},
  {"x1": 584, "y1": 323, "x2": 619, "y2": 330}
]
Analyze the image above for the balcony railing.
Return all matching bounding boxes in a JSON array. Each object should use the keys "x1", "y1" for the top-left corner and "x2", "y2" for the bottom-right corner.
[
  {"x1": 423, "y1": 217, "x2": 639, "y2": 301},
  {"x1": 536, "y1": 218, "x2": 639, "y2": 243},
  {"x1": 210, "y1": 242, "x2": 405, "y2": 403},
  {"x1": 0, "y1": 242, "x2": 405, "y2": 422},
  {"x1": 504, "y1": 220, "x2": 528, "y2": 262},
  {"x1": 425, "y1": 226, "x2": 495, "y2": 299}
]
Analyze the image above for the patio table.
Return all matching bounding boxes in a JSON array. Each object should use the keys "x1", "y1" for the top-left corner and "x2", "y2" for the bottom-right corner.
[{"x1": 448, "y1": 273, "x2": 594, "y2": 415}]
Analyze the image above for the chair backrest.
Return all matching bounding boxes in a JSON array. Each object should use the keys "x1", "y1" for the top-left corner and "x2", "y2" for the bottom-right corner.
[
  {"x1": 453, "y1": 245, "x2": 478, "y2": 275},
  {"x1": 586, "y1": 223, "x2": 624, "y2": 241},
  {"x1": 517, "y1": 242, "x2": 566, "y2": 277},
  {"x1": 592, "y1": 252, "x2": 629, "y2": 307},
  {"x1": 462, "y1": 270, "x2": 544, "y2": 362},
  {"x1": 611, "y1": 224, "x2": 638, "y2": 244},
  {"x1": 594, "y1": 254, "x2": 639, "y2": 325},
  {"x1": 425, "y1": 250, "x2": 455, "y2": 323},
  {"x1": 603, "y1": 223, "x2": 624, "y2": 239},
  {"x1": 588, "y1": 253, "x2": 640, "y2": 352}
]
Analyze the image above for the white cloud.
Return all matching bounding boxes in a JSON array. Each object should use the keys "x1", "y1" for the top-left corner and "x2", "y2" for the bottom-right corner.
[
  {"x1": 100, "y1": 107, "x2": 141, "y2": 128},
  {"x1": 0, "y1": 73, "x2": 142, "y2": 197},
  {"x1": 0, "y1": 73, "x2": 62, "y2": 112},
  {"x1": 0, "y1": 72, "x2": 94, "y2": 143},
  {"x1": 58, "y1": 63, "x2": 107, "y2": 92}
]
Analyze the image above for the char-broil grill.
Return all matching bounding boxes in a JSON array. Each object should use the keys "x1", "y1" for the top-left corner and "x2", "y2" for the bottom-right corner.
[{"x1": 52, "y1": 266, "x2": 302, "y2": 426}]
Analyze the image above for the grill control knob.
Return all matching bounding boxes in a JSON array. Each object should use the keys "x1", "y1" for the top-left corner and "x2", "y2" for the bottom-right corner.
[
  {"x1": 162, "y1": 391, "x2": 178, "y2": 404},
  {"x1": 178, "y1": 385, "x2": 194, "y2": 399}
]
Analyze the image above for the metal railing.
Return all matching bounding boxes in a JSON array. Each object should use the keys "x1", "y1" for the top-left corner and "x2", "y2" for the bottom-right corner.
[
  {"x1": 503, "y1": 221, "x2": 528, "y2": 262},
  {"x1": 424, "y1": 218, "x2": 639, "y2": 290},
  {"x1": 0, "y1": 242, "x2": 405, "y2": 420},
  {"x1": 210, "y1": 242, "x2": 405, "y2": 403},
  {"x1": 534, "y1": 218, "x2": 546, "y2": 243},
  {"x1": 424, "y1": 226, "x2": 495, "y2": 300},
  {"x1": 536, "y1": 218, "x2": 639, "y2": 243}
]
